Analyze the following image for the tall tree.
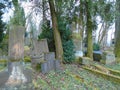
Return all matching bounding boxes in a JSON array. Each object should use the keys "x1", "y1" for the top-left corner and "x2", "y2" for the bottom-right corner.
[
  {"x1": 115, "y1": 0, "x2": 120, "y2": 58},
  {"x1": 85, "y1": 0, "x2": 93, "y2": 59},
  {"x1": 48, "y1": 0, "x2": 63, "y2": 61}
]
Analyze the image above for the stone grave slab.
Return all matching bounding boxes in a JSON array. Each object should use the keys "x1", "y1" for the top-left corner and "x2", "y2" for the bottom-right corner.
[
  {"x1": 81, "y1": 57, "x2": 93, "y2": 65},
  {"x1": 101, "y1": 51, "x2": 115, "y2": 65},
  {"x1": 54, "y1": 60, "x2": 61, "y2": 71},
  {"x1": 44, "y1": 52, "x2": 55, "y2": 61},
  {"x1": 93, "y1": 51, "x2": 102, "y2": 62},
  {"x1": 41, "y1": 61, "x2": 48, "y2": 74}
]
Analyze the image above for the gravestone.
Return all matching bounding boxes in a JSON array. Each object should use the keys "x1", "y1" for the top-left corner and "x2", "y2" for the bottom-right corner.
[
  {"x1": 31, "y1": 53, "x2": 44, "y2": 69},
  {"x1": 7, "y1": 25, "x2": 27, "y2": 86},
  {"x1": 73, "y1": 39, "x2": 82, "y2": 51},
  {"x1": 54, "y1": 60, "x2": 61, "y2": 70},
  {"x1": 80, "y1": 57, "x2": 93, "y2": 65},
  {"x1": 101, "y1": 51, "x2": 115, "y2": 65},
  {"x1": 31, "y1": 39, "x2": 49, "y2": 69},
  {"x1": 93, "y1": 51, "x2": 102, "y2": 62},
  {"x1": 31, "y1": 39, "x2": 49, "y2": 56},
  {"x1": 41, "y1": 61, "x2": 48, "y2": 74},
  {"x1": 44, "y1": 52, "x2": 55, "y2": 61},
  {"x1": 31, "y1": 39, "x2": 61, "y2": 74},
  {"x1": 8, "y1": 26, "x2": 25, "y2": 60}
]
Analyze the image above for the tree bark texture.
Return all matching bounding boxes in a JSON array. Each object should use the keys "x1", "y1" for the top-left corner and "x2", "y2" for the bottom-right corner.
[
  {"x1": 85, "y1": 0, "x2": 93, "y2": 59},
  {"x1": 115, "y1": 0, "x2": 120, "y2": 58},
  {"x1": 48, "y1": 0, "x2": 63, "y2": 61}
]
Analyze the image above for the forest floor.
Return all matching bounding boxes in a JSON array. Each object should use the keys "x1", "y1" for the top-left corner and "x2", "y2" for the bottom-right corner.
[
  {"x1": 34, "y1": 63, "x2": 120, "y2": 90},
  {"x1": 0, "y1": 62, "x2": 120, "y2": 90}
]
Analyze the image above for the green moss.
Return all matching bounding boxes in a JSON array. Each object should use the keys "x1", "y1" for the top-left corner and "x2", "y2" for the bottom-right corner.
[
  {"x1": 0, "y1": 59, "x2": 7, "y2": 63},
  {"x1": 72, "y1": 33, "x2": 81, "y2": 40},
  {"x1": 75, "y1": 57, "x2": 82, "y2": 64},
  {"x1": 83, "y1": 66, "x2": 120, "y2": 84},
  {"x1": 116, "y1": 58, "x2": 120, "y2": 63},
  {"x1": 24, "y1": 56, "x2": 31, "y2": 62},
  {"x1": 108, "y1": 68, "x2": 120, "y2": 77},
  {"x1": 105, "y1": 63, "x2": 120, "y2": 71},
  {"x1": 35, "y1": 63, "x2": 41, "y2": 71},
  {"x1": 100, "y1": 59, "x2": 105, "y2": 64},
  {"x1": 0, "y1": 59, "x2": 7, "y2": 66}
]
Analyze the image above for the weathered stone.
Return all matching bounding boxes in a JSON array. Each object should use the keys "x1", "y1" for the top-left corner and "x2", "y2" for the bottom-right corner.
[
  {"x1": 24, "y1": 46, "x2": 30, "y2": 56},
  {"x1": 73, "y1": 39, "x2": 82, "y2": 51},
  {"x1": 8, "y1": 25, "x2": 27, "y2": 85},
  {"x1": 81, "y1": 57, "x2": 93, "y2": 65},
  {"x1": 31, "y1": 53, "x2": 44, "y2": 69},
  {"x1": 8, "y1": 25, "x2": 25, "y2": 61},
  {"x1": 93, "y1": 51, "x2": 102, "y2": 62},
  {"x1": 41, "y1": 62, "x2": 48, "y2": 74},
  {"x1": 31, "y1": 39, "x2": 49, "y2": 56},
  {"x1": 54, "y1": 60, "x2": 61, "y2": 70},
  {"x1": 7, "y1": 61, "x2": 27, "y2": 85},
  {"x1": 44, "y1": 52, "x2": 55, "y2": 61},
  {"x1": 102, "y1": 51, "x2": 115, "y2": 65},
  {"x1": 47, "y1": 59, "x2": 55, "y2": 71},
  {"x1": 31, "y1": 53, "x2": 44, "y2": 63}
]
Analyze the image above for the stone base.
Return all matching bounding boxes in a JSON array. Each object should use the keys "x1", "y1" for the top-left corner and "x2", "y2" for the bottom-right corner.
[
  {"x1": 101, "y1": 51, "x2": 116, "y2": 65},
  {"x1": 6, "y1": 62, "x2": 27, "y2": 86},
  {"x1": 80, "y1": 57, "x2": 93, "y2": 65},
  {"x1": 0, "y1": 66, "x2": 33, "y2": 89}
]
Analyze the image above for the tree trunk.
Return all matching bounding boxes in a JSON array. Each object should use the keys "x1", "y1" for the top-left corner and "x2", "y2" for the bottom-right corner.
[
  {"x1": 86, "y1": 0, "x2": 93, "y2": 59},
  {"x1": 115, "y1": 0, "x2": 120, "y2": 58},
  {"x1": 48, "y1": 0, "x2": 63, "y2": 61}
]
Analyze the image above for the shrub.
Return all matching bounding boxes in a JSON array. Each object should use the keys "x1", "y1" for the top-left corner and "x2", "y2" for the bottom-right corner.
[
  {"x1": 38, "y1": 21, "x2": 55, "y2": 52},
  {"x1": 38, "y1": 19, "x2": 75, "y2": 63}
]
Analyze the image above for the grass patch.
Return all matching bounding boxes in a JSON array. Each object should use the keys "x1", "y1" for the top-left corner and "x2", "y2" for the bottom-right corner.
[
  {"x1": 105, "y1": 63, "x2": 120, "y2": 71},
  {"x1": 34, "y1": 64, "x2": 120, "y2": 90}
]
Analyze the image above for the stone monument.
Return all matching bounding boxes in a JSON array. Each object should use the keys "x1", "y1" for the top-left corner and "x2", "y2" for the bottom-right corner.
[{"x1": 7, "y1": 25, "x2": 27, "y2": 86}]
